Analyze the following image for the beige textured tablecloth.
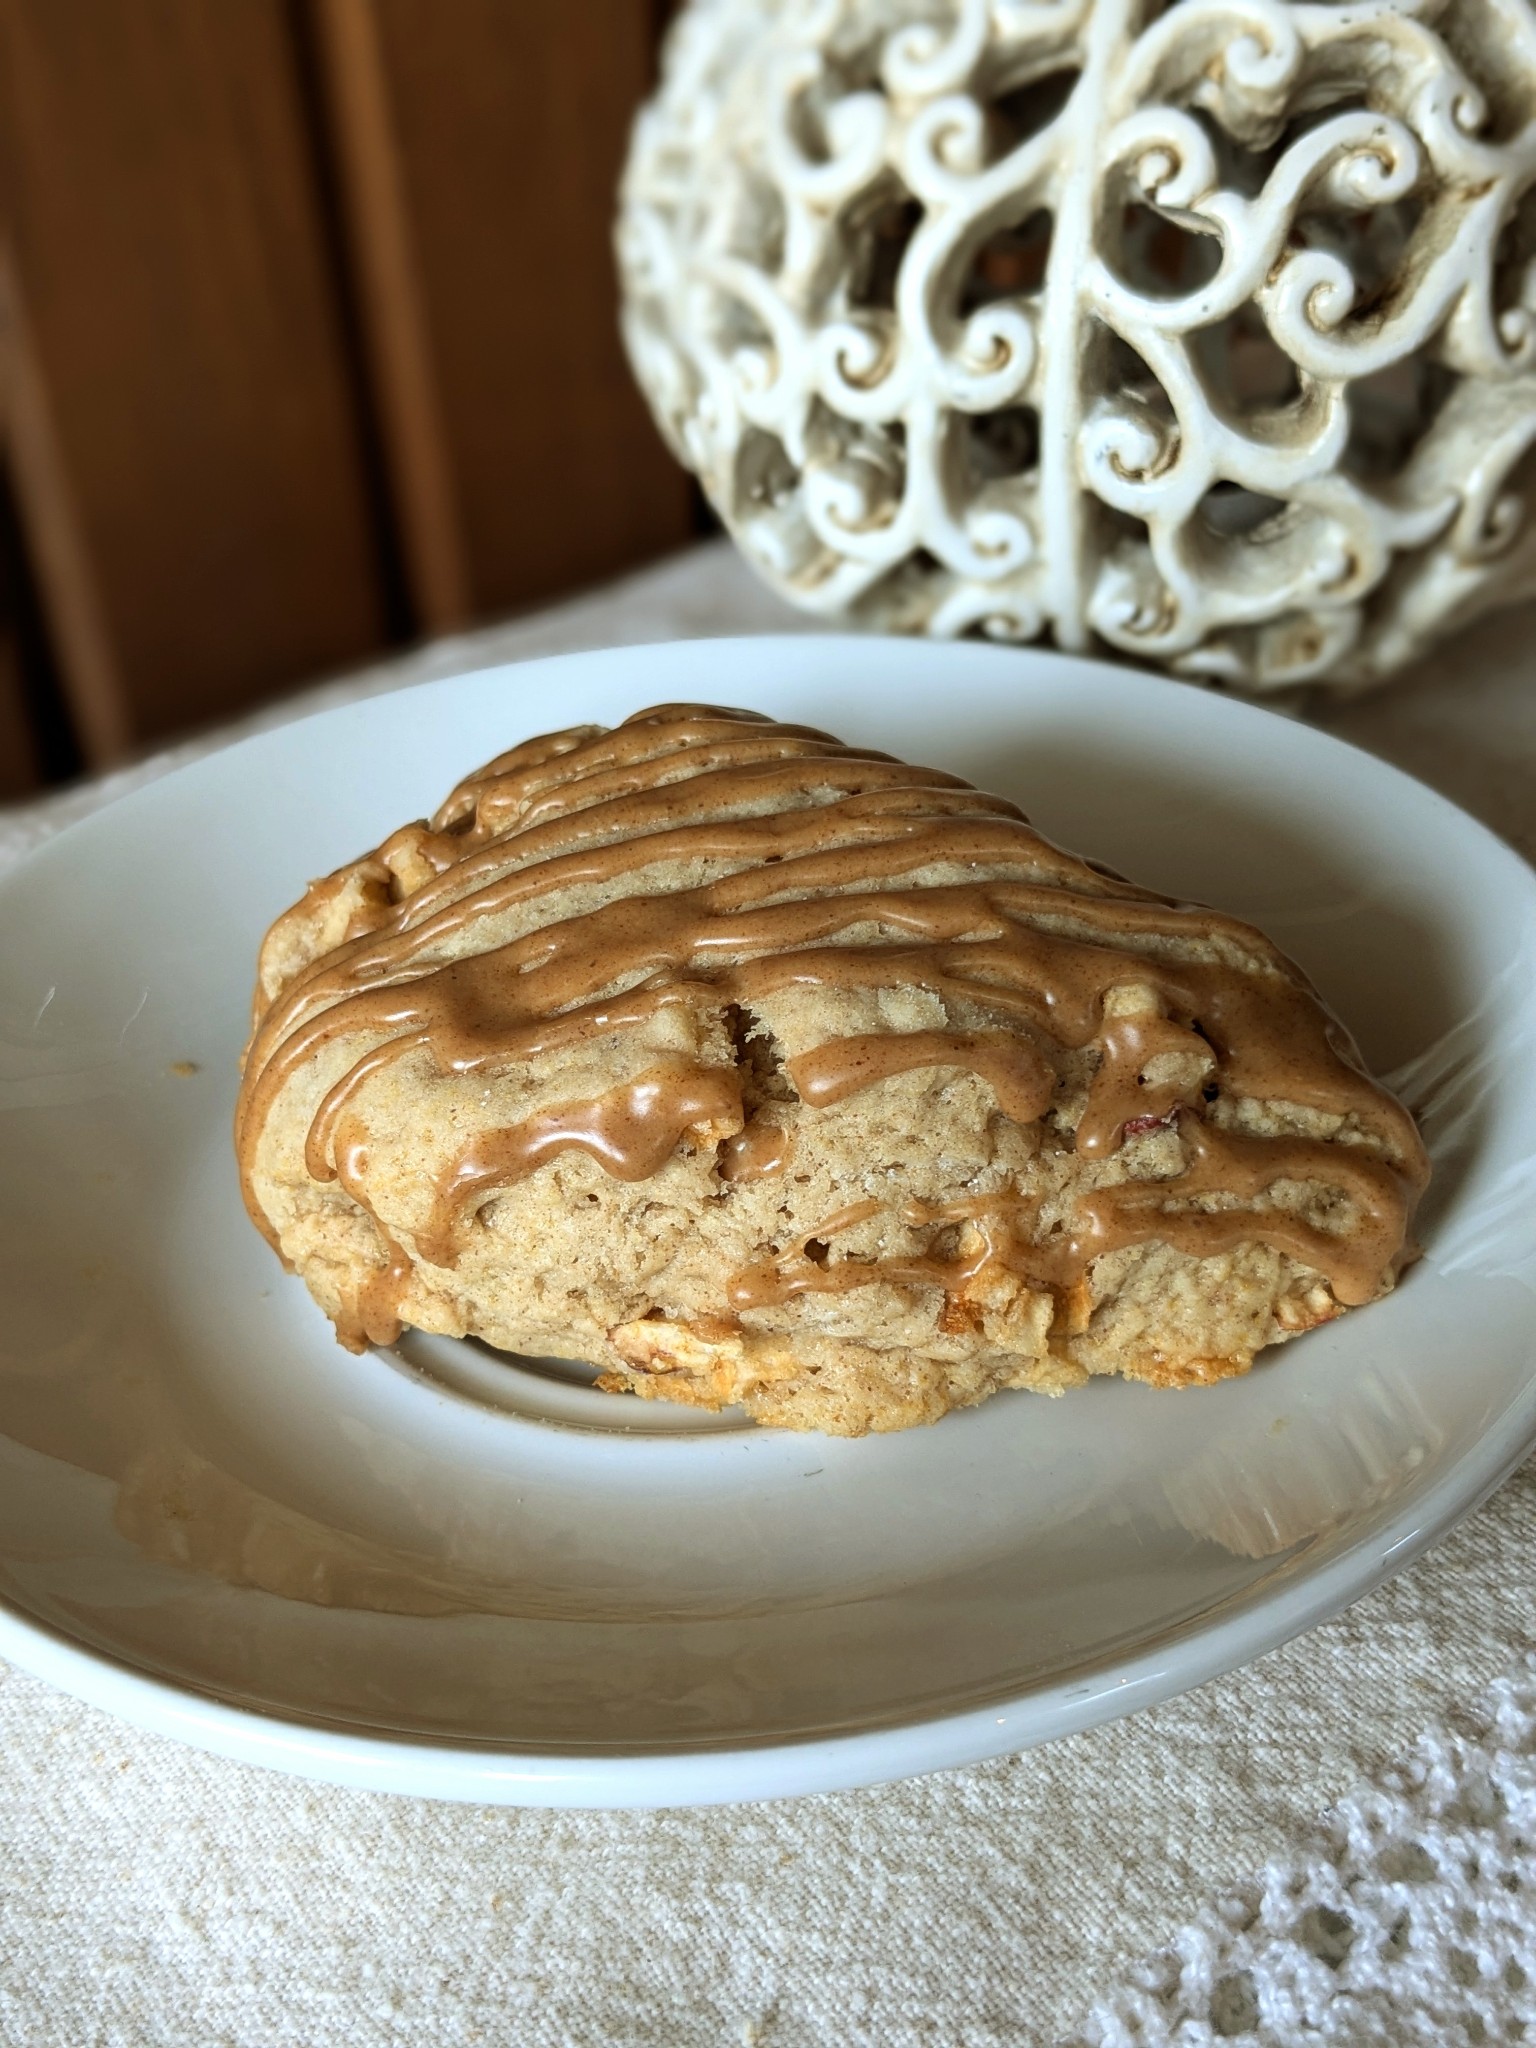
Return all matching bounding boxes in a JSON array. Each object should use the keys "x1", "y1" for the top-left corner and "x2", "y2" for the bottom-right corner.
[{"x1": 1, "y1": 541, "x2": 1532, "y2": 2046}]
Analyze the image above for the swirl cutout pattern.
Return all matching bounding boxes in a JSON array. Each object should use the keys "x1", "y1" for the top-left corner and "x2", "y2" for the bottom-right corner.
[{"x1": 619, "y1": 0, "x2": 1536, "y2": 691}]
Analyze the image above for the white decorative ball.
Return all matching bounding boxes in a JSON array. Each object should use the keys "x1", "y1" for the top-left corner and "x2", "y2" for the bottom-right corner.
[{"x1": 617, "y1": 0, "x2": 1536, "y2": 691}]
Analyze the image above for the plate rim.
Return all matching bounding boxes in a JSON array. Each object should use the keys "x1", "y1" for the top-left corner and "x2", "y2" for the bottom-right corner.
[
  {"x1": 3, "y1": 631, "x2": 1533, "y2": 1807},
  {"x1": 0, "y1": 1408, "x2": 1529, "y2": 1807}
]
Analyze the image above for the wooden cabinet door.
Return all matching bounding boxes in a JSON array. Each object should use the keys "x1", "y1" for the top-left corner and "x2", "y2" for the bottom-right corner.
[
  {"x1": 316, "y1": 0, "x2": 692, "y2": 633},
  {"x1": 0, "y1": 0, "x2": 691, "y2": 788},
  {"x1": 0, "y1": 0, "x2": 392, "y2": 762}
]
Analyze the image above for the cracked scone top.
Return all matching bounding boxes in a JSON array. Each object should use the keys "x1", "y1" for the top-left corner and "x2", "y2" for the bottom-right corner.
[{"x1": 237, "y1": 702, "x2": 1429, "y2": 1436}]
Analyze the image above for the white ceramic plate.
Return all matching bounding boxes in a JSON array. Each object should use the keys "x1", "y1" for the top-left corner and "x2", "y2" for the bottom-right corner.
[{"x1": 1, "y1": 637, "x2": 1532, "y2": 1808}]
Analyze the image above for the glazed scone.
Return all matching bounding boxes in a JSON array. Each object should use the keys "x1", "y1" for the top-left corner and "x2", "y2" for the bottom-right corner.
[{"x1": 237, "y1": 703, "x2": 1429, "y2": 1436}]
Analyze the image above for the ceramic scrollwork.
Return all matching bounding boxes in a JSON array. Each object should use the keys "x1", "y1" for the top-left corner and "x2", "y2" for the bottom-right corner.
[{"x1": 617, "y1": 0, "x2": 1536, "y2": 690}]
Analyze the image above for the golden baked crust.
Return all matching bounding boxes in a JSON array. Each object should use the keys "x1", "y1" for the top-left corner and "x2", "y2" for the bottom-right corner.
[{"x1": 236, "y1": 703, "x2": 1428, "y2": 1435}]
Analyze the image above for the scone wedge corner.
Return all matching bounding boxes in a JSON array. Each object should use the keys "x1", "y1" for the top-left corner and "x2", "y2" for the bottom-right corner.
[{"x1": 236, "y1": 702, "x2": 1429, "y2": 1436}]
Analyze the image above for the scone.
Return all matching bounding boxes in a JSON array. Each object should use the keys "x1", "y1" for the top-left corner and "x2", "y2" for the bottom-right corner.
[{"x1": 237, "y1": 702, "x2": 1429, "y2": 1435}]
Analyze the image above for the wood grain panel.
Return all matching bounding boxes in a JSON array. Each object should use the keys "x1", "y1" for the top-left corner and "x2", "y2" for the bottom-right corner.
[
  {"x1": 0, "y1": 0, "x2": 391, "y2": 756},
  {"x1": 0, "y1": 618, "x2": 38, "y2": 797},
  {"x1": 0, "y1": 247, "x2": 127, "y2": 764},
  {"x1": 361, "y1": 0, "x2": 693, "y2": 617},
  {"x1": 0, "y1": 453, "x2": 84, "y2": 797},
  {"x1": 0, "y1": 274, "x2": 42, "y2": 796},
  {"x1": 310, "y1": 0, "x2": 471, "y2": 634}
]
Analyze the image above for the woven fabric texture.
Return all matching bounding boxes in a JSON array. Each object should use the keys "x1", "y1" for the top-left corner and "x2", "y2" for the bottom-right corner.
[{"x1": 1069, "y1": 1657, "x2": 1536, "y2": 2048}]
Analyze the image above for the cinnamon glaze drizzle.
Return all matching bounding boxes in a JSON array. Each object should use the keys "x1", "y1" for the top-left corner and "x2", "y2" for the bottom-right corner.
[
  {"x1": 717, "y1": 1117, "x2": 791, "y2": 1184},
  {"x1": 418, "y1": 1061, "x2": 743, "y2": 1268},
  {"x1": 787, "y1": 1030, "x2": 1055, "y2": 1125},
  {"x1": 237, "y1": 704, "x2": 1429, "y2": 1345},
  {"x1": 726, "y1": 1118, "x2": 1407, "y2": 1313}
]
